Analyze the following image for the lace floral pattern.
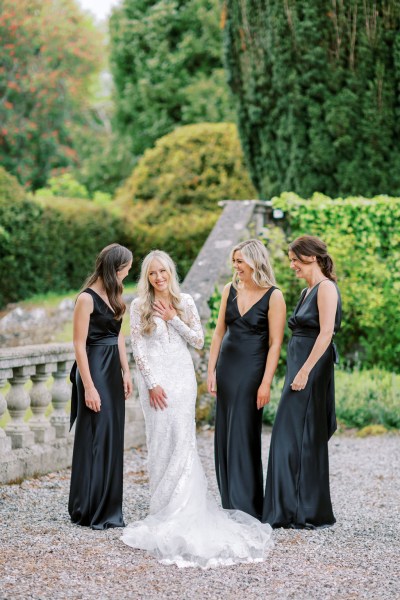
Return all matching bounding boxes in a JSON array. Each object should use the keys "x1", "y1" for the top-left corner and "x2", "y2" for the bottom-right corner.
[{"x1": 122, "y1": 293, "x2": 273, "y2": 568}]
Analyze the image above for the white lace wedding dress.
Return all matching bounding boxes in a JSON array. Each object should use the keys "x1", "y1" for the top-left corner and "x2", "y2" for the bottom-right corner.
[{"x1": 121, "y1": 293, "x2": 273, "y2": 568}]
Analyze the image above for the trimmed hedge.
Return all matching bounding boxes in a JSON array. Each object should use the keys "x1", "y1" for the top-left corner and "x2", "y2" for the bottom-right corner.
[
  {"x1": 116, "y1": 122, "x2": 257, "y2": 279},
  {"x1": 0, "y1": 192, "x2": 131, "y2": 307},
  {"x1": 266, "y1": 193, "x2": 400, "y2": 372},
  {"x1": 116, "y1": 122, "x2": 257, "y2": 209}
]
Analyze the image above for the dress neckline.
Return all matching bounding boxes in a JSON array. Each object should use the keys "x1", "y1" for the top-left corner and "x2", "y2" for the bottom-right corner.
[
  {"x1": 298, "y1": 279, "x2": 330, "y2": 309},
  {"x1": 235, "y1": 286, "x2": 274, "y2": 318},
  {"x1": 86, "y1": 288, "x2": 115, "y2": 314}
]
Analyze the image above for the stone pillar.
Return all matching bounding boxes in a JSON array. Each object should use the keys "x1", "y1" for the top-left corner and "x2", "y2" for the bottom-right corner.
[
  {"x1": 50, "y1": 361, "x2": 72, "y2": 438},
  {"x1": 30, "y1": 363, "x2": 57, "y2": 443},
  {"x1": 0, "y1": 370, "x2": 12, "y2": 454},
  {"x1": 5, "y1": 366, "x2": 35, "y2": 449}
]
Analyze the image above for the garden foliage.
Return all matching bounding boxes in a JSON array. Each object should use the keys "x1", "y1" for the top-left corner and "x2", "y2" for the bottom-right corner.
[
  {"x1": 0, "y1": 0, "x2": 104, "y2": 189},
  {"x1": 116, "y1": 123, "x2": 257, "y2": 277},
  {"x1": 263, "y1": 369, "x2": 400, "y2": 430},
  {"x1": 269, "y1": 192, "x2": 400, "y2": 372},
  {"x1": 224, "y1": 0, "x2": 400, "y2": 198},
  {"x1": 109, "y1": 0, "x2": 235, "y2": 158},
  {"x1": 0, "y1": 171, "x2": 129, "y2": 307}
]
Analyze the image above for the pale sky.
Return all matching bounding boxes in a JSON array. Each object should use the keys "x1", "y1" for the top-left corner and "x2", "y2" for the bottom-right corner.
[{"x1": 77, "y1": 0, "x2": 121, "y2": 21}]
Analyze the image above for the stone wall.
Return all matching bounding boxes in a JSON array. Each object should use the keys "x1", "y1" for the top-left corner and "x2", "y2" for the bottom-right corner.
[{"x1": 0, "y1": 343, "x2": 145, "y2": 484}]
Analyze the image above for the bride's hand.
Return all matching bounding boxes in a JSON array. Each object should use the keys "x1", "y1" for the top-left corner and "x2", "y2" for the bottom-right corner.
[
  {"x1": 149, "y1": 385, "x2": 168, "y2": 410},
  {"x1": 207, "y1": 371, "x2": 217, "y2": 396},
  {"x1": 153, "y1": 300, "x2": 177, "y2": 321}
]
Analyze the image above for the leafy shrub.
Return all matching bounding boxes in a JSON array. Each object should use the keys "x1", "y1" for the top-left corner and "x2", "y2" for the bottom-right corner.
[
  {"x1": 36, "y1": 173, "x2": 89, "y2": 199},
  {"x1": 270, "y1": 193, "x2": 400, "y2": 372},
  {"x1": 262, "y1": 369, "x2": 400, "y2": 430},
  {"x1": 0, "y1": 194, "x2": 131, "y2": 307},
  {"x1": 116, "y1": 123, "x2": 257, "y2": 209},
  {"x1": 116, "y1": 123, "x2": 256, "y2": 278},
  {"x1": 0, "y1": 167, "x2": 25, "y2": 203},
  {"x1": 334, "y1": 369, "x2": 400, "y2": 429}
]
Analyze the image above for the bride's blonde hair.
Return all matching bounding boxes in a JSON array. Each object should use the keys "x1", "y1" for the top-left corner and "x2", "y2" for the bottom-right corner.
[
  {"x1": 137, "y1": 250, "x2": 185, "y2": 334},
  {"x1": 231, "y1": 239, "x2": 276, "y2": 290}
]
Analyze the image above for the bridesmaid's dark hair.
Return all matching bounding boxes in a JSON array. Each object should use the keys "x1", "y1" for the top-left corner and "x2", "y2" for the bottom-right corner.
[
  {"x1": 289, "y1": 236, "x2": 337, "y2": 282},
  {"x1": 82, "y1": 244, "x2": 133, "y2": 319}
]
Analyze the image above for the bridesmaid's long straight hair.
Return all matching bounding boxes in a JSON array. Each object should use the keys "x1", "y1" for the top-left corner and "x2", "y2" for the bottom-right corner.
[
  {"x1": 137, "y1": 250, "x2": 185, "y2": 334},
  {"x1": 231, "y1": 239, "x2": 276, "y2": 290},
  {"x1": 82, "y1": 243, "x2": 133, "y2": 320},
  {"x1": 289, "y1": 236, "x2": 337, "y2": 282}
]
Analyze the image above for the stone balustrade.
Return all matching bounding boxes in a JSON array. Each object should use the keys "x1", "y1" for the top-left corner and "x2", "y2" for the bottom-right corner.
[{"x1": 0, "y1": 342, "x2": 145, "y2": 484}]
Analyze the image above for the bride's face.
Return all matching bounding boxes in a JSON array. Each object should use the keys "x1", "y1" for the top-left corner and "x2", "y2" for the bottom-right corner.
[{"x1": 148, "y1": 259, "x2": 170, "y2": 293}]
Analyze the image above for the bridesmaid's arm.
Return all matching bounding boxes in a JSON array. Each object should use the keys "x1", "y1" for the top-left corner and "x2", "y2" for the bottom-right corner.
[
  {"x1": 207, "y1": 283, "x2": 230, "y2": 396},
  {"x1": 291, "y1": 281, "x2": 338, "y2": 391},
  {"x1": 73, "y1": 293, "x2": 101, "y2": 413},
  {"x1": 118, "y1": 331, "x2": 133, "y2": 399},
  {"x1": 257, "y1": 289, "x2": 286, "y2": 409}
]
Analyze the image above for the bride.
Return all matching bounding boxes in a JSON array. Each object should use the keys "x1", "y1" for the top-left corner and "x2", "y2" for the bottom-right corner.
[{"x1": 121, "y1": 250, "x2": 273, "y2": 568}]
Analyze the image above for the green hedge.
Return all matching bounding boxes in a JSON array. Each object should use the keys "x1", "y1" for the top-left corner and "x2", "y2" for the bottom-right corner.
[
  {"x1": 267, "y1": 193, "x2": 400, "y2": 372},
  {"x1": 0, "y1": 192, "x2": 131, "y2": 307},
  {"x1": 116, "y1": 122, "x2": 257, "y2": 209},
  {"x1": 116, "y1": 122, "x2": 257, "y2": 279}
]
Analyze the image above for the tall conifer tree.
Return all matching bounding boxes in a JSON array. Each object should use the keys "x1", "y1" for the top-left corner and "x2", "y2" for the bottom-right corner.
[{"x1": 224, "y1": 1, "x2": 400, "y2": 197}]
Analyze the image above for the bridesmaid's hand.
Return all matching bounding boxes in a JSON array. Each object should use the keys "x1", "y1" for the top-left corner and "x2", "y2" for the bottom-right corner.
[
  {"x1": 153, "y1": 300, "x2": 177, "y2": 321},
  {"x1": 149, "y1": 385, "x2": 168, "y2": 410},
  {"x1": 207, "y1": 371, "x2": 217, "y2": 396},
  {"x1": 257, "y1": 382, "x2": 271, "y2": 409},
  {"x1": 123, "y1": 371, "x2": 133, "y2": 399},
  {"x1": 85, "y1": 385, "x2": 101, "y2": 412},
  {"x1": 291, "y1": 368, "x2": 309, "y2": 391}
]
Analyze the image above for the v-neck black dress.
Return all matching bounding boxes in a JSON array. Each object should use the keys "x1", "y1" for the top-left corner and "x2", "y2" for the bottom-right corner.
[
  {"x1": 262, "y1": 281, "x2": 341, "y2": 528},
  {"x1": 215, "y1": 284, "x2": 276, "y2": 519},
  {"x1": 68, "y1": 288, "x2": 125, "y2": 530}
]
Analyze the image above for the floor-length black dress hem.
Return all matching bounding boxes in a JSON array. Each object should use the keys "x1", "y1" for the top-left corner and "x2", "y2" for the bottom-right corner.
[
  {"x1": 215, "y1": 284, "x2": 276, "y2": 520},
  {"x1": 68, "y1": 288, "x2": 125, "y2": 530},
  {"x1": 262, "y1": 282, "x2": 342, "y2": 529}
]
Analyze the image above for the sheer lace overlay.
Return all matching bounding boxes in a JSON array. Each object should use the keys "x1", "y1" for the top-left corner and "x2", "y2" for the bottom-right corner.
[{"x1": 122, "y1": 293, "x2": 273, "y2": 568}]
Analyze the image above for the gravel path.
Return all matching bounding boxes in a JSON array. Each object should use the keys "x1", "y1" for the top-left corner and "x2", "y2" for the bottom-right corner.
[{"x1": 1, "y1": 429, "x2": 399, "y2": 600}]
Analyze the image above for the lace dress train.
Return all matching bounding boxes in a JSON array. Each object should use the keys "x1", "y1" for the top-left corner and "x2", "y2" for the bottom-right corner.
[{"x1": 121, "y1": 293, "x2": 273, "y2": 568}]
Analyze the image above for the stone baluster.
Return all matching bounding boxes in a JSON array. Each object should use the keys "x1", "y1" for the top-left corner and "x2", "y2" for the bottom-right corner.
[
  {"x1": 30, "y1": 363, "x2": 57, "y2": 443},
  {"x1": 0, "y1": 370, "x2": 12, "y2": 453},
  {"x1": 51, "y1": 361, "x2": 72, "y2": 438},
  {"x1": 5, "y1": 366, "x2": 35, "y2": 449}
]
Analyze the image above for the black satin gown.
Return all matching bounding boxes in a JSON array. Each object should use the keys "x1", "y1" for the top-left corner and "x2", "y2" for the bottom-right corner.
[
  {"x1": 263, "y1": 281, "x2": 342, "y2": 528},
  {"x1": 215, "y1": 284, "x2": 276, "y2": 519},
  {"x1": 68, "y1": 288, "x2": 125, "y2": 530}
]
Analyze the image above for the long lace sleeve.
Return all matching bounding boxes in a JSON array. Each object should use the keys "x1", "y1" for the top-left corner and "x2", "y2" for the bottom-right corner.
[
  {"x1": 168, "y1": 294, "x2": 204, "y2": 350},
  {"x1": 130, "y1": 301, "x2": 158, "y2": 389}
]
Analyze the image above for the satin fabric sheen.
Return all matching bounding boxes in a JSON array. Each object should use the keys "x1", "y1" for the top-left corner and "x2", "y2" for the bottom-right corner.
[
  {"x1": 262, "y1": 282, "x2": 342, "y2": 528},
  {"x1": 215, "y1": 285, "x2": 276, "y2": 519},
  {"x1": 68, "y1": 288, "x2": 125, "y2": 530}
]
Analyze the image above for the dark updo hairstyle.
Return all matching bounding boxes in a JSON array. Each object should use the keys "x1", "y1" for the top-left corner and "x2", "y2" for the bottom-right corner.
[
  {"x1": 82, "y1": 243, "x2": 133, "y2": 319},
  {"x1": 289, "y1": 235, "x2": 337, "y2": 282}
]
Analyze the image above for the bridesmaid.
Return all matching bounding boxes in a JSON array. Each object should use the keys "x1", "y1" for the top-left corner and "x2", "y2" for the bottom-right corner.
[
  {"x1": 263, "y1": 235, "x2": 341, "y2": 529},
  {"x1": 69, "y1": 243, "x2": 133, "y2": 529},
  {"x1": 208, "y1": 239, "x2": 286, "y2": 519}
]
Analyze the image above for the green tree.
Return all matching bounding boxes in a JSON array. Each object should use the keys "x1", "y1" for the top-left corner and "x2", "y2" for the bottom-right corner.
[
  {"x1": 116, "y1": 122, "x2": 256, "y2": 277},
  {"x1": 109, "y1": 0, "x2": 235, "y2": 158},
  {"x1": 0, "y1": 0, "x2": 104, "y2": 189},
  {"x1": 224, "y1": 1, "x2": 400, "y2": 198}
]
